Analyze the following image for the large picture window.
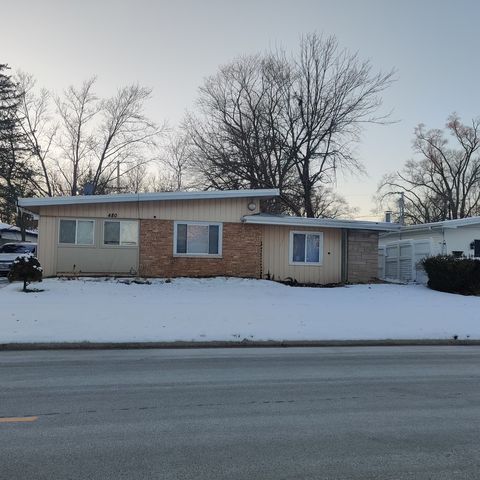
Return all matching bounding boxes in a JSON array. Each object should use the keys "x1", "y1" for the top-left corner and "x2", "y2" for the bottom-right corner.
[
  {"x1": 59, "y1": 219, "x2": 95, "y2": 245},
  {"x1": 104, "y1": 220, "x2": 139, "y2": 246},
  {"x1": 289, "y1": 231, "x2": 323, "y2": 265},
  {"x1": 174, "y1": 222, "x2": 222, "y2": 256}
]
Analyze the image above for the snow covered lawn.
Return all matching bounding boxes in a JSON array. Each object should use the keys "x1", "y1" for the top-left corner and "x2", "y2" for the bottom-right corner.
[{"x1": 0, "y1": 277, "x2": 479, "y2": 343}]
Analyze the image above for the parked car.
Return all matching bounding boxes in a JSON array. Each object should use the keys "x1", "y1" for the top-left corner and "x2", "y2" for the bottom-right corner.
[{"x1": 0, "y1": 242, "x2": 37, "y2": 276}]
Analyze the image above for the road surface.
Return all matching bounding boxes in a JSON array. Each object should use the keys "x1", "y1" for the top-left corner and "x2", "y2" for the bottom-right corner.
[{"x1": 1, "y1": 347, "x2": 479, "y2": 479}]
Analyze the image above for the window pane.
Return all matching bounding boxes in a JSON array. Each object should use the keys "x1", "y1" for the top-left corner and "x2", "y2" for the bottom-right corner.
[
  {"x1": 59, "y1": 220, "x2": 76, "y2": 244},
  {"x1": 77, "y1": 221, "x2": 94, "y2": 245},
  {"x1": 176, "y1": 224, "x2": 187, "y2": 253},
  {"x1": 120, "y1": 221, "x2": 138, "y2": 246},
  {"x1": 187, "y1": 224, "x2": 209, "y2": 254},
  {"x1": 306, "y1": 234, "x2": 320, "y2": 263},
  {"x1": 104, "y1": 221, "x2": 120, "y2": 245},
  {"x1": 208, "y1": 225, "x2": 219, "y2": 254},
  {"x1": 292, "y1": 233, "x2": 305, "y2": 262}
]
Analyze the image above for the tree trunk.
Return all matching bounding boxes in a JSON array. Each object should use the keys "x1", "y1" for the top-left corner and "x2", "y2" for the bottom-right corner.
[
  {"x1": 17, "y1": 211, "x2": 26, "y2": 242},
  {"x1": 303, "y1": 183, "x2": 315, "y2": 218}
]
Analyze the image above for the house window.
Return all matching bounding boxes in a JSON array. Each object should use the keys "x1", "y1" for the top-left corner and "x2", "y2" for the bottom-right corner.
[
  {"x1": 59, "y1": 219, "x2": 95, "y2": 245},
  {"x1": 289, "y1": 231, "x2": 323, "y2": 265},
  {"x1": 104, "y1": 220, "x2": 139, "y2": 246},
  {"x1": 174, "y1": 222, "x2": 222, "y2": 256}
]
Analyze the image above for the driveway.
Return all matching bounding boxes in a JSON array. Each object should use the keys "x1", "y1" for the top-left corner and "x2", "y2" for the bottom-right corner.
[{"x1": 1, "y1": 347, "x2": 479, "y2": 479}]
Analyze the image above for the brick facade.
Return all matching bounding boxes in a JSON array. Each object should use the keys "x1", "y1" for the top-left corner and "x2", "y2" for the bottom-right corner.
[
  {"x1": 139, "y1": 220, "x2": 262, "y2": 278},
  {"x1": 347, "y1": 230, "x2": 379, "y2": 283}
]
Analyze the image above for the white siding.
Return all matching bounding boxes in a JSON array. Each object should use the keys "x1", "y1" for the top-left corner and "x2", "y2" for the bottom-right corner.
[
  {"x1": 443, "y1": 226, "x2": 480, "y2": 257},
  {"x1": 380, "y1": 225, "x2": 480, "y2": 259},
  {"x1": 380, "y1": 230, "x2": 444, "y2": 254}
]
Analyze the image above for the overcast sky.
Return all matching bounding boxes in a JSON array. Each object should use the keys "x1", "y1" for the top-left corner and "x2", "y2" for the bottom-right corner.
[{"x1": 3, "y1": 0, "x2": 479, "y2": 219}]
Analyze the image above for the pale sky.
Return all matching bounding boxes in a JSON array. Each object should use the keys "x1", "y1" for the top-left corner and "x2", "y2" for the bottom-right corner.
[{"x1": 3, "y1": 0, "x2": 479, "y2": 219}]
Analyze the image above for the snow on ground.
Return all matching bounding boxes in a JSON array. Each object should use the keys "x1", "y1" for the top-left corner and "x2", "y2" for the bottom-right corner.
[{"x1": 0, "y1": 277, "x2": 479, "y2": 343}]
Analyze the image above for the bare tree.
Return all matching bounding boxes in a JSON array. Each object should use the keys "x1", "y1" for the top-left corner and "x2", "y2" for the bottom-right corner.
[
  {"x1": 55, "y1": 77, "x2": 98, "y2": 196},
  {"x1": 120, "y1": 163, "x2": 150, "y2": 193},
  {"x1": 378, "y1": 114, "x2": 480, "y2": 223},
  {"x1": 144, "y1": 171, "x2": 178, "y2": 192},
  {"x1": 15, "y1": 71, "x2": 58, "y2": 196},
  {"x1": 52, "y1": 78, "x2": 162, "y2": 196},
  {"x1": 289, "y1": 34, "x2": 394, "y2": 217},
  {"x1": 91, "y1": 84, "x2": 159, "y2": 194},
  {"x1": 159, "y1": 132, "x2": 192, "y2": 190},
  {"x1": 311, "y1": 187, "x2": 358, "y2": 218},
  {"x1": 186, "y1": 54, "x2": 297, "y2": 212},
  {"x1": 186, "y1": 33, "x2": 395, "y2": 217}
]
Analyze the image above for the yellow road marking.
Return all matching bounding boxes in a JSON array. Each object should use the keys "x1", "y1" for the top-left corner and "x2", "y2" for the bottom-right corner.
[{"x1": 0, "y1": 416, "x2": 38, "y2": 423}]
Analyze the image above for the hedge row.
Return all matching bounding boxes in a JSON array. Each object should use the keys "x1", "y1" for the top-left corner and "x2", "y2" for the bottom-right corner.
[{"x1": 421, "y1": 255, "x2": 480, "y2": 295}]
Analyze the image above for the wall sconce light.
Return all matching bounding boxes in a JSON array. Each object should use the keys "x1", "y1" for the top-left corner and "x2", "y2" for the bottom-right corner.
[{"x1": 247, "y1": 201, "x2": 257, "y2": 211}]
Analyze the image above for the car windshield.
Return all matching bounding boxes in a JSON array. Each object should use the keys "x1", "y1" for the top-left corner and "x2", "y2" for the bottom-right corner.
[{"x1": 0, "y1": 244, "x2": 35, "y2": 254}]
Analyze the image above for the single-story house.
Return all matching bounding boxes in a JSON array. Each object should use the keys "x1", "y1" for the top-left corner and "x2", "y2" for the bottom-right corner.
[
  {"x1": 379, "y1": 216, "x2": 480, "y2": 283},
  {"x1": 0, "y1": 222, "x2": 38, "y2": 246},
  {"x1": 18, "y1": 189, "x2": 398, "y2": 284}
]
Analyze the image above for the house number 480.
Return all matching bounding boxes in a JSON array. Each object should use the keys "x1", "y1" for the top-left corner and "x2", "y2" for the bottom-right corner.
[{"x1": 107, "y1": 213, "x2": 118, "y2": 218}]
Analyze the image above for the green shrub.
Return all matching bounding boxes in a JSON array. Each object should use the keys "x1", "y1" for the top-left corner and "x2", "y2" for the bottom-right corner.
[
  {"x1": 421, "y1": 255, "x2": 480, "y2": 295},
  {"x1": 7, "y1": 256, "x2": 43, "y2": 292}
]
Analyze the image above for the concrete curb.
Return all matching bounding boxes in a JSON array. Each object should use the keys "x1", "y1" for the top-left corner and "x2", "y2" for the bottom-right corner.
[{"x1": 1, "y1": 339, "x2": 480, "y2": 351}]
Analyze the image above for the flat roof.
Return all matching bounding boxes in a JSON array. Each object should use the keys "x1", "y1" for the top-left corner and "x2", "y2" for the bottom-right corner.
[
  {"x1": 18, "y1": 188, "x2": 280, "y2": 209},
  {"x1": 380, "y1": 216, "x2": 480, "y2": 237},
  {"x1": 242, "y1": 214, "x2": 401, "y2": 232},
  {"x1": 400, "y1": 216, "x2": 480, "y2": 231}
]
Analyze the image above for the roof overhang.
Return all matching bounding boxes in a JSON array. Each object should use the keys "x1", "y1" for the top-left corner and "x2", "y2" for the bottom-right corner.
[
  {"x1": 242, "y1": 214, "x2": 402, "y2": 232},
  {"x1": 18, "y1": 189, "x2": 280, "y2": 213}
]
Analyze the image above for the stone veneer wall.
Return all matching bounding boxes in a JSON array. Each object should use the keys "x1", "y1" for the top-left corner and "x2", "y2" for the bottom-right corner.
[
  {"x1": 347, "y1": 230, "x2": 379, "y2": 283},
  {"x1": 139, "y1": 220, "x2": 262, "y2": 278}
]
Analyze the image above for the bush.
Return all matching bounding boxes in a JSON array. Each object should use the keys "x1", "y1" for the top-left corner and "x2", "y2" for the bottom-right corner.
[
  {"x1": 421, "y1": 255, "x2": 480, "y2": 295},
  {"x1": 7, "y1": 256, "x2": 43, "y2": 292}
]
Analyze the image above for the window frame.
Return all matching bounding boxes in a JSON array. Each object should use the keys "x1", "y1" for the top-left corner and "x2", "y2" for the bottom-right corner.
[
  {"x1": 288, "y1": 230, "x2": 323, "y2": 266},
  {"x1": 102, "y1": 219, "x2": 139, "y2": 248},
  {"x1": 173, "y1": 221, "x2": 223, "y2": 257},
  {"x1": 58, "y1": 218, "x2": 95, "y2": 246}
]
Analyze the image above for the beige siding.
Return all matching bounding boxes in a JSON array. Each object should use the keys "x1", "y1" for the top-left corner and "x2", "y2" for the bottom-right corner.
[
  {"x1": 56, "y1": 246, "x2": 138, "y2": 274},
  {"x1": 262, "y1": 225, "x2": 342, "y2": 284},
  {"x1": 37, "y1": 216, "x2": 57, "y2": 277},
  {"x1": 37, "y1": 217, "x2": 139, "y2": 276},
  {"x1": 38, "y1": 198, "x2": 259, "y2": 222}
]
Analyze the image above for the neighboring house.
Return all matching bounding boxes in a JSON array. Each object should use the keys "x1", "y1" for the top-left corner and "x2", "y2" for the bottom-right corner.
[
  {"x1": 0, "y1": 222, "x2": 38, "y2": 246},
  {"x1": 18, "y1": 189, "x2": 397, "y2": 284},
  {"x1": 379, "y1": 217, "x2": 480, "y2": 283}
]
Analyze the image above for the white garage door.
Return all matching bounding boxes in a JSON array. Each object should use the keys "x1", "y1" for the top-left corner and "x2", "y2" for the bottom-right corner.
[{"x1": 380, "y1": 240, "x2": 432, "y2": 283}]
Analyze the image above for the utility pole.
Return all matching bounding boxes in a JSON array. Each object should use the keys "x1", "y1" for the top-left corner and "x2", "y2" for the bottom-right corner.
[
  {"x1": 397, "y1": 191, "x2": 405, "y2": 225},
  {"x1": 116, "y1": 161, "x2": 120, "y2": 192}
]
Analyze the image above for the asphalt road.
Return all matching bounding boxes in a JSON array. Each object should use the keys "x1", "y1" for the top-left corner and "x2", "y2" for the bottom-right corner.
[{"x1": 1, "y1": 347, "x2": 480, "y2": 480}]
